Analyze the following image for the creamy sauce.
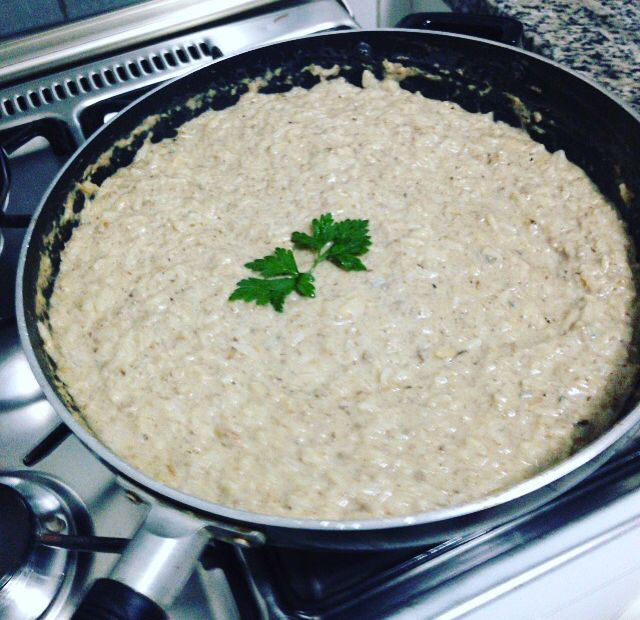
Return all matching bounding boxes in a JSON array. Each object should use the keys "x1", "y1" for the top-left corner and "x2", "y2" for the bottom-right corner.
[{"x1": 42, "y1": 72, "x2": 636, "y2": 519}]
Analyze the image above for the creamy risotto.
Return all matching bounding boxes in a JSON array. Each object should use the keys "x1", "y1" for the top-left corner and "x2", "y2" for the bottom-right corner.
[{"x1": 41, "y1": 69, "x2": 636, "y2": 519}]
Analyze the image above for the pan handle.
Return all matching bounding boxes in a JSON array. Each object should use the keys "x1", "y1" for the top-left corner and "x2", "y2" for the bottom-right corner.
[
  {"x1": 72, "y1": 579, "x2": 167, "y2": 620},
  {"x1": 72, "y1": 503, "x2": 210, "y2": 620}
]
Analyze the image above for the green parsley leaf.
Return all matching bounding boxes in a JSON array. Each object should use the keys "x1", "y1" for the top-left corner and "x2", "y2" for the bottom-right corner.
[
  {"x1": 295, "y1": 272, "x2": 316, "y2": 298},
  {"x1": 245, "y1": 247, "x2": 299, "y2": 277},
  {"x1": 230, "y1": 213, "x2": 370, "y2": 312},
  {"x1": 290, "y1": 231, "x2": 317, "y2": 250},
  {"x1": 291, "y1": 214, "x2": 336, "y2": 250},
  {"x1": 332, "y1": 219, "x2": 371, "y2": 256},
  {"x1": 228, "y1": 277, "x2": 296, "y2": 313},
  {"x1": 311, "y1": 213, "x2": 337, "y2": 246},
  {"x1": 292, "y1": 214, "x2": 371, "y2": 268},
  {"x1": 329, "y1": 254, "x2": 367, "y2": 271},
  {"x1": 325, "y1": 219, "x2": 371, "y2": 271}
]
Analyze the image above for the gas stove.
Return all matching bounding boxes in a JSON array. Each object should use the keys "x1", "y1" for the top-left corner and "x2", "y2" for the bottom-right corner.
[{"x1": 2, "y1": 3, "x2": 640, "y2": 619}]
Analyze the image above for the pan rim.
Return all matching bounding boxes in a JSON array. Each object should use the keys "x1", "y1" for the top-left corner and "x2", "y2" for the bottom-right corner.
[{"x1": 16, "y1": 27, "x2": 640, "y2": 534}]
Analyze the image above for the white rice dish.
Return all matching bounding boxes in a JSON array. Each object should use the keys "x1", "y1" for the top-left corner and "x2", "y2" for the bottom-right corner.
[{"x1": 41, "y1": 69, "x2": 636, "y2": 519}]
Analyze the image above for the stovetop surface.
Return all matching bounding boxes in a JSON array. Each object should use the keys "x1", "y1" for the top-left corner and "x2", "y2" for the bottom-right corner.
[{"x1": 3, "y1": 4, "x2": 640, "y2": 619}]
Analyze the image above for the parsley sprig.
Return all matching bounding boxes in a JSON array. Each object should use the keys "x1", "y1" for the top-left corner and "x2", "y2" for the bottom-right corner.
[{"x1": 229, "y1": 213, "x2": 371, "y2": 312}]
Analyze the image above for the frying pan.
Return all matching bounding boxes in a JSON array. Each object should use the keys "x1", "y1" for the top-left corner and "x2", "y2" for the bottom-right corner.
[{"x1": 15, "y1": 29, "x2": 640, "y2": 618}]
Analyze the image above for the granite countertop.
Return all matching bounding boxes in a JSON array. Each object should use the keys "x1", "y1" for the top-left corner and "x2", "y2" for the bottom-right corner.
[{"x1": 445, "y1": 0, "x2": 640, "y2": 113}]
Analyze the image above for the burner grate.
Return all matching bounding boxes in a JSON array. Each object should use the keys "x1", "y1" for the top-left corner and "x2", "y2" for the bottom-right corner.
[
  {"x1": 0, "y1": 36, "x2": 221, "y2": 145},
  {"x1": 0, "y1": 41, "x2": 221, "y2": 120}
]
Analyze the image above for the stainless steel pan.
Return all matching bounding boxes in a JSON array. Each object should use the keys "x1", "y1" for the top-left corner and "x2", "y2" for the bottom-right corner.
[{"x1": 15, "y1": 29, "x2": 640, "y2": 618}]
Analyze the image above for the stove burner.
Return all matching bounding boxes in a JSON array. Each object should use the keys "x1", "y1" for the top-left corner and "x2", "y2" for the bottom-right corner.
[
  {"x1": 0, "y1": 472, "x2": 93, "y2": 620},
  {"x1": 0, "y1": 486, "x2": 34, "y2": 590}
]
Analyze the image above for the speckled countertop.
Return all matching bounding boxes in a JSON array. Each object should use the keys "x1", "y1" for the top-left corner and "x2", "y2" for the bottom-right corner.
[{"x1": 445, "y1": 0, "x2": 640, "y2": 113}]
